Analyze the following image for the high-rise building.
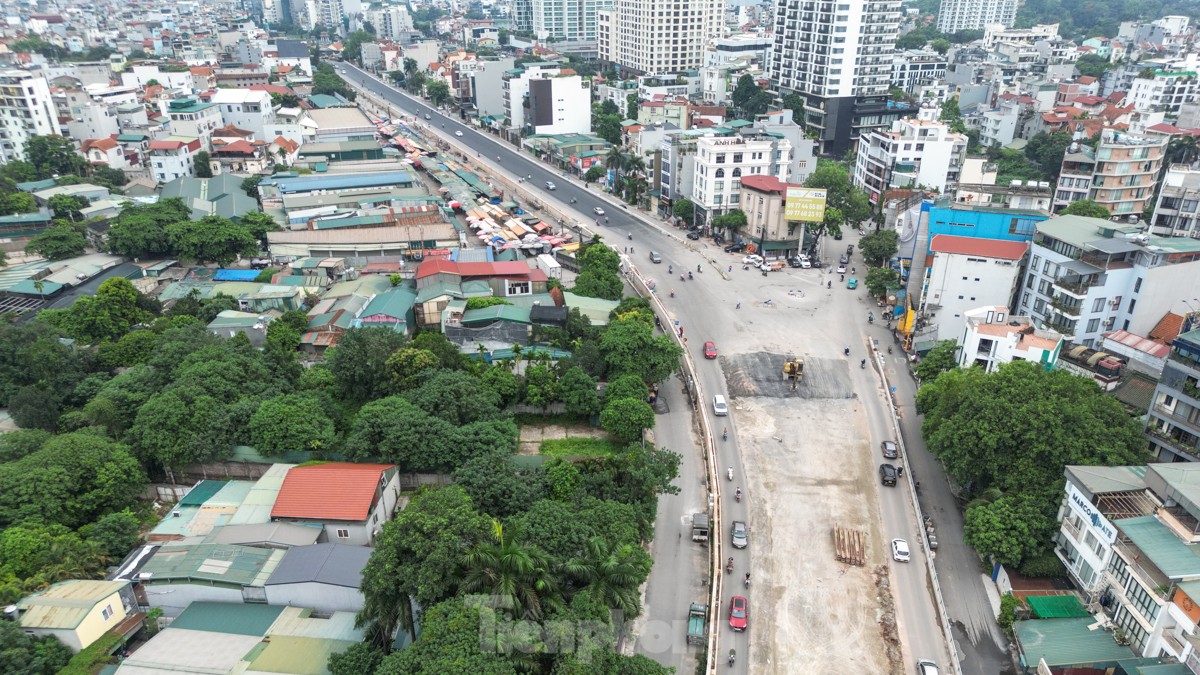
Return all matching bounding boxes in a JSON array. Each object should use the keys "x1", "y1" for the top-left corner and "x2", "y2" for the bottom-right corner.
[
  {"x1": 531, "y1": 0, "x2": 608, "y2": 43},
  {"x1": 770, "y1": 0, "x2": 906, "y2": 156},
  {"x1": 0, "y1": 71, "x2": 60, "y2": 164},
  {"x1": 598, "y1": 0, "x2": 724, "y2": 75},
  {"x1": 936, "y1": 0, "x2": 1017, "y2": 33}
]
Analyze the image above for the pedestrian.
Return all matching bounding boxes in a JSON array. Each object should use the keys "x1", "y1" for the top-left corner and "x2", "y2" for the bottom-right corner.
[
  {"x1": 631, "y1": 247, "x2": 635, "y2": 253},
  {"x1": 736, "y1": 301, "x2": 741, "y2": 309}
]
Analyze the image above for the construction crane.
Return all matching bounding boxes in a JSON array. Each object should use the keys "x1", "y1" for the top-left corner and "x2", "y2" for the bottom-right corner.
[{"x1": 783, "y1": 354, "x2": 804, "y2": 391}]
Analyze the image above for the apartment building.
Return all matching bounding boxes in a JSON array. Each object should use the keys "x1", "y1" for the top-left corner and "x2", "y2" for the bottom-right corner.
[
  {"x1": 705, "y1": 34, "x2": 773, "y2": 69},
  {"x1": 891, "y1": 50, "x2": 947, "y2": 96},
  {"x1": 1127, "y1": 70, "x2": 1199, "y2": 116},
  {"x1": 853, "y1": 110, "x2": 967, "y2": 205},
  {"x1": 597, "y1": 0, "x2": 723, "y2": 75},
  {"x1": 1020, "y1": 214, "x2": 1200, "y2": 347},
  {"x1": 691, "y1": 131, "x2": 791, "y2": 228},
  {"x1": 502, "y1": 65, "x2": 591, "y2": 136},
  {"x1": 0, "y1": 70, "x2": 60, "y2": 164},
  {"x1": 1053, "y1": 131, "x2": 1167, "y2": 216},
  {"x1": 1056, "y1": 462, "x2": 1200, "y2": 661},
  {"x1": 1151, "y1": 165, "x2": 1200, "y2": 238},
  {"x1": 919, "y1": 235, "x2": 1029, "y2": 343},
  {"x1": 981, "y1": 22, "x2": 1059, "y2": 50},
  {"x1": 366, "y1": 6, "x2": 413, "y2": 40},
  {"x1": 167, "y1": 97, "x2": 222, "y2": 151},
  {"x1": 148, "y1": 136, "x2": 202, "y2": 183},
  {"x1": 211, "y1": 89, "x2": 274, "y2": 140},
  {"x1": 531, "y1": 0, "x2": 608, "y2": 43},
  {"x1": 1146, "y1": 327, "x2": 1200, "y2": 461},
  {"x1": 770, "y1": 0, "x2": 906, "y2": 156},
  {"x1": 937, "y1": 0, "x2": 1017, "y2": 32}
]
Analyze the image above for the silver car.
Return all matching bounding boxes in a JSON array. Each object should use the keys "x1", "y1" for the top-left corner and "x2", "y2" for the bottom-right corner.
[
  {"x1": 732, "y1": 521, "x2": 748, "y2": 548},
  {"x1": 916, "y1": 659, "x2": 939, "y2": 675}
]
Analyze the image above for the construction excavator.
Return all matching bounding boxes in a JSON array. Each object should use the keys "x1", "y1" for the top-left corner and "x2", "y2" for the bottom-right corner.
[{"x1": 783, "y1": 354, "x2": 804, "y2": 391}]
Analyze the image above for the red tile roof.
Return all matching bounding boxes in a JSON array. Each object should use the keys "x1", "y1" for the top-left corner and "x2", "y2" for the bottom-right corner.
[
  {"x1": 415, "y1": 259, "x2": 545, "y2": 281},
  {"x1": 1103, "y1": 329, "x2": 1171, "y2": 358},
  {"x1": 1149, "y1": 312, "x2": 1185, "y2": 343},
  {"x1": 929, "y1": 234, "x2": 1028, "y2": 260},
  {"x1": 148, "y1": 139, "x2": 187, "y2": 150},
  {"x1": 83, "y1": 137, "x2": 119, "y2": 152},
  {"x1": 740, "y1": 174, "x2": 795, "y2": 194},
  {"x1": 272, "y1": 463, "x2": 395, "y2": 522},
  {"x1": 213, "y1": 140, "x2": 257, "y2": 154}
]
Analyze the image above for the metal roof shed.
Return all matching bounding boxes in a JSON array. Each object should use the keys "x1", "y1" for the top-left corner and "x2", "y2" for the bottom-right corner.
[{"x1": 1014, "y1": 617, "x2": 1134, "y2": 669}]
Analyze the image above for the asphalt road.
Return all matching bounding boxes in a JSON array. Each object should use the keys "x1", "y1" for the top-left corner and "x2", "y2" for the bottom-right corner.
[{"x1": 345, "y1": 63, "x2": 1011, "y2": 674}]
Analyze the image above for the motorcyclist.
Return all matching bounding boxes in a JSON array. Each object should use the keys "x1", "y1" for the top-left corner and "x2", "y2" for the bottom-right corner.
[
  {"x1": 827, "y1": 280, "x2": 832, "y2": 289},
  {"x1": 745, "y1": 573, "x2": 751, "y2": 587},
  {"x1": 860, "y1": 359, "x2": 867, "y2": 369},
  {"x1": 735, "y1": 486, "x2": 742, "y2": 500},
  {"x1": 844, "y1": 346, "x2": 850, "y2": 356},
  {"x1": 727, "y1": 466, "x2": 733, "y2": 480},
  {"x1": 688, "y1": 271, "x2": 693, "y2": 280},
  {"x1": 668, "y1": 264, "x2": 673, "y2": 274},
  {"x1": 696, "y1": 264, "x2": 701, "y2": 272},
  {"x1": 722, "y1": 427, "x2": 728, "y2": 440}
]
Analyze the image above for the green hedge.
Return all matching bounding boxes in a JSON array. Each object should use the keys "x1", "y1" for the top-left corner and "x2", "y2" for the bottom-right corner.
[{"x1": 60, "y1": 631, "x2": 124, "y2": 675}]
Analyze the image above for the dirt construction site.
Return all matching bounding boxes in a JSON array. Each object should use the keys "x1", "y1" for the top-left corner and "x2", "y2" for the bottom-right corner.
[{"x1": 723, "y1": 351, "x2": 903, "y2": 674}]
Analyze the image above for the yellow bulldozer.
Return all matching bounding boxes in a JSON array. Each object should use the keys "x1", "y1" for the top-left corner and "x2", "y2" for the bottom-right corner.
[{"x1": 783, "y1": 355, "x2": 804, "y2": 390}]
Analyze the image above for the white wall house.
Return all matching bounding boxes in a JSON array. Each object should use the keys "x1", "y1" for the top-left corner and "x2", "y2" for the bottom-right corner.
[
  {"x1": 957, "y1": 305, "x2": 1064, "y2": 372},
  {"x1": 691, "y1": 132, "x2": 792, "y2": 228},
  {"x1": 853, "y1": 108, "x2": 968, "y2": 204},
  {"x1": 503, "y1": 65, "x2": 591, "y2": 136},
  {"x1": 919, "y1": 234, "x2": 1029, "y2": 343},
  {"x1": 211, "y1": 89, "x2": 274, "y2": 139}
]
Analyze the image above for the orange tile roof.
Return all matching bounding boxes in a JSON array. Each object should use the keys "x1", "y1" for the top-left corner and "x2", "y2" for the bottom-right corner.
[
  {"x1": 930, "y1": 234, "x2": 1028, "y2": 260},
  {"x1": 1149, "y1": 312, "x2": 1184, "y2": 343},
  {"x1": 272, "y1": 463, "x2": 395, "y2": 522}
]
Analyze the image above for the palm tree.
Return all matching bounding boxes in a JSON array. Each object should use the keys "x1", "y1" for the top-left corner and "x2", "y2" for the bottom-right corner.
[
  {"x1": 1167, "y1": 135, "x2": 1199, "y2": 167},
  {"x1": 604, "y1": 146, "x2": 629, "y2": 189},
  {"x1": 458, "y1": 520, "x2": 562, "y2": 620},
  {"x1": 565, "y1": 537, "x2": 651, "y2": 618}
]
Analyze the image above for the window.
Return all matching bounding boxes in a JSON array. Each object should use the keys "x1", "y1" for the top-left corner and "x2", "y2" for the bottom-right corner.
[
  {"x1": 337, "y1": 528, "x2": 350, "y2": 539},
  {"x1": 1087, "y1": 318, "x2": 1100, "y2": 333},
  {"x1": 506, "y1": 280, "x2": 531, "y2": 295},
  {"x1": 1128, "y1": 298, "x2": 1136, "y2": 313},
  {"x1": 102, "y1": 604, "x2": 113, "y2": 620},
  {"x1": 1092, "y1": 298, "x2": 1106, "y2": 312},
  {"x1": 1134, "y1": 277, "x2": 1143, "y2": 293}
]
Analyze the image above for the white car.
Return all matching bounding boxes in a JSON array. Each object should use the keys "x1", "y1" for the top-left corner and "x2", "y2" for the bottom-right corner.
[
  {"x1": 837, "y1": 264, "x2": 846, "y2": 274},
  {"x1": 545, "y1": 181, "x2": 557, "y2": 190},
  {"x1": 742, "y1": 255, "x2": 763, "y2": 266},
  {"x1": 800, "y1": 259, "x2": 812, "y2": 269},
  {"x1": 891, "y1": 538, "x2": 910, "y2": 563},
  {"x1": 712, "y1": 395, "x2": 729, "y2": 416},
  {"x1": 455, "y1": 130, "x2": 463, "y2": 137},
  {"x1": 916, "y1": 659, "x2": 939, "y2": 675},
  {"x1": 593, "y1": 207, "x2": 605, "y2": 216}
]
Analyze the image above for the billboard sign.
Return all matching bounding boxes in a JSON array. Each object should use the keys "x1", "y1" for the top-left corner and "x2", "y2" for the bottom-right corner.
[{"x1": 784, "y1": 188, "x2": 827, "y2": 222}]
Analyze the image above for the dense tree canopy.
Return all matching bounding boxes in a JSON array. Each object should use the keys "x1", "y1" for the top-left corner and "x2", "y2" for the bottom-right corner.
[{"x1": 1061, "y1": 199, "x2": 1112, "y2": 219}]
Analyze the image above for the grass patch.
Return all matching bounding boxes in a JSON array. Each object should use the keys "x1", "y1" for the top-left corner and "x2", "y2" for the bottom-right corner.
[{"x1": 541, "y1": 437, "x2": 621, "y2": 458}]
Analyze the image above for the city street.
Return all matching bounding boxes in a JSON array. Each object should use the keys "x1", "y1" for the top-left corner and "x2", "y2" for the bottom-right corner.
[{"x1": 344, "y1": 63, "x2": 1010, "y2": 674}]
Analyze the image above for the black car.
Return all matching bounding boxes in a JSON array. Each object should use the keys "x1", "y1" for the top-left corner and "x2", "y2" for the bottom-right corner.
[
  {"x1": 787, "y1": 257, "x2": 803, "y2": 268},
  {"x1": 881, "y1": 441, "x2": 899, "y2": 459},
  {"x1": 834, "y1": 231, "x2": 843, "y2": 240},
  {"x1": 879, "y1": 463, "x2": 898, "y2": 486},
  {"x1": 724, "y1": 243, "x2": 746, "y2": 253},
  {"x1": 686, "y1": 231, "x2": 701, "y2": 240}
]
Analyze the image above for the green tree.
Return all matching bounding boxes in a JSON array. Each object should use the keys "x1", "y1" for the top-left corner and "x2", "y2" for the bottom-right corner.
[
  {"x1": 604, "y1": 374, "x2": 649, "y2": 405},
  {"x1": 342, "y1": 30, "x2": 375, "y2": 62},
  {"x1": 865, "y1": 266, "x2": 900, "y2": 296},
  {"x1": 92, "y1": 165, "x2": 128, "y2": 188},
  {"x1": 8, "y1": 385, "x2": 61, "y2": 431},
  {"x1": 0, "y1": 192, "x2": 37, "y2": 216},
  {"x1": 25, "y1": 222, "x2": 87, "y2": 260},
  {"x1": 0, "y1": 617, "x2": 72, "y2": 674},
  {"x1": 426, "y1": 80, "x2": 450, "y2": 106},
  {"x1": 598, "y1": 315, "x2": 682, "y2": 383},
  {"x1": 167, "y1": 215, "x2": 257, "y2": 265},
  {"x1": 78, "y1": 509, "x2": 141, "y2": 559},
  {"x1": 357, "y1": 486, "x2": 491, "y2": 645},
  {"x1": 452, "y1": 451, "x2": 544, "y2": 518},
  {"x1": 343, "y1": 396, "x2": 458, "y2": 468},
  {"x1": 385, "y1": 347, "x2": 439, "y2": 391},
  {"x1": 712, "y1": 209, "x2": 747, "y2": 233},
  {"x1": 964, "y1": 492, "x2": 1055, "y2": 566},
  {"x1": 671, "y1": 198, "x2": 695, "y2": 224},
  {"x1": 241, "y1": 175, "x2": 264, "y2": 198},
  {"x1": 238, "y1": 211, "x2": 280, "y2": 241},
  {"x1": 584, "y1": 165, "x2": 605, "y2": 182},
  {"x1": 914, "y1": 340, "x2": 958, "y2": 383},
  {"x1": 558, "y1": 366, "x2": 600, "y2": 417},
  {"x1": 481, "y1": 366, "x2": 522, "y2": 404},
  {"x1": 46, "y1": 194, "x2": 89, "y2": 222},
  {"x1": 930, "y1": 38, "x2": 952, "y2": 54},
  {"x1": 40, "y1": 277, "x2": 153, "y2": 344},
  {"x1": 327, "y1": 327, "x2": 409, "y2": 401},
  {"x1": 249, "y1": 393, "x2": 336, "y2": 456},
  {"x1": 1024, "y1": 131, "x2": 1072, "y2": 181},
  {"x1": 600, "y1": 397, "x2": 655, "y2": 443},
  {"x1": 804, "y1": 161, "x2": 871, "y2": 229},
  {"x1": 1061, "y1": 199, "x2": 1112, "y2": 219},
  {"x1": 105, "y1": 198, "x2": 191, "y2": 259},
  {"x1": 402, "y1": 370, "x2": 504, "y2": 425},
  {"x1": 730, "y1": 74, "x2": 773, "y2": 118},
  {"x1": 329, "y1": 642, "x2": 384, "y2": 675},
  {"x1": 1075, "y1": 53, "x2": 1114, "y2": 78},
  {"x1": 939, "y1": 95, "x2": 966, "y2": 133},
  {"x1": 25, "y1": 135, "x2": 89, "y2": 179},
  {"x1": 373, "y1": 599, "x2": 518, "y2": 674},
  {"x1": 858, "y1": 229, "x2": 899, "y2": 266},
  {"x1": 459, "y1": 520, "x2": 562, "y2": 620}
]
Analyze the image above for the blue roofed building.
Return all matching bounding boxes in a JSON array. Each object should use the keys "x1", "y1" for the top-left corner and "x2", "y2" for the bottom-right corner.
[{"x1": 256, "y1": 170, "x2": 415, "y2": 199}]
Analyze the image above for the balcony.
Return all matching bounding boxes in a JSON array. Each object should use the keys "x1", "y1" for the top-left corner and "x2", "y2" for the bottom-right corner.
[
  {"x1": 1044, "y1": 318, "x2": 1078, "y2": 336},
  {"x1": 1153, "y1": 404, "x2": 1200, "y2": 435},
  {"x1": 1114, "y1": 539, "x2": 1172, "y2": 600},
  {"x1": 1050, "y1": 295, "x2": 1083, "y2": 318},
  {"x1": 1147, "y1": 427, "x2": 1200, "y2": 457},
  {"x1": 1053, "y1": 275, "x2": 1099, "y2": 297}
]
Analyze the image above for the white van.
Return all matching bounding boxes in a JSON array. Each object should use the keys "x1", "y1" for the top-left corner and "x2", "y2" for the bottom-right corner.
[{"x1": 713, "y1": 395, "x2": 729, "y2": 416}]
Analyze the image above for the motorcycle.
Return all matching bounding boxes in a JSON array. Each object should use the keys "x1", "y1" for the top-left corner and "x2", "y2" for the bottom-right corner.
[
  {"x1": 735, "y1": 488, "x2": 742, "y2": 502},
  {"x1": 696, "y1": 264, "x2": 702, "y2": 273},
  {"x1": 860, "y1": 359, "x2": 867, "y2": 369},
  {"x1": 868, "y1": 313, "x2": 874, "y2": 324},
  {"x1": 887, "y1": 345, "x2": 893, "y2": 354},
  {"x1": 827, "y1": 280, "x2": 832, "y2": 289},
  {"x1": 722, "y1": 428, "x2": 728, "y2": 441},
  {"x1": 729, "y1": 649, "x2": 736, "y2": 667},
  {"x1": 688, "y1": 271, "x2": 693, "y2": 280},
  {"x1": 744, "y1": 574, "x2": 751, "y2": 588},
  {"x1": 680, "y1": 274, "x2": 685, "y2": 281},
  {"x1": 727, "y1": 467, "x2": 733, "y2": 481},
  {"x1": 725, "y1": 557, "x2": 734, "y2": 574},
  {"x1": 669, "y1": 290, "x2": 675, "y2": 298},
  {"x1": 843, "y1": 346, "x2": 850, "y2": 356}
]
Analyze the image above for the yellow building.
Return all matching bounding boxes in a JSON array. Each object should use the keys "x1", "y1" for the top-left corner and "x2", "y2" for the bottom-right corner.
[{"x1": 16, "y1": 579, "x2": 139, "y2": 652}]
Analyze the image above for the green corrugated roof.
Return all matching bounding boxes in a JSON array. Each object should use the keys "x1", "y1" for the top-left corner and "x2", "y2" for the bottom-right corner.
[
  {"x1": 1014, "y1": 617, "x2": 1134, "y2": 667},
  {"x1": 117, "y1": 133, "x2": 148, "y2": 142},
  {"x1": 313, "y1": 215, "x2": 387, "y2": 230},
  {"x1": 1118, "y1": 515, "x2": 1200, "y2": 578},
  {"x1": 7, "y1": 279, "x2": 63, "y2": 296},
  {"x1": 178, "y1": 480, "x2": 229, "y2": 506},
  {"x1": 360, "y1": 286, "x2": 416, "y2": 320},
  {"x1": 170, "y1": 601, "x2": 284, "y2": 637},
  {"x1": 1125, "y1": 662, "x2": 1195, "y2": 674},
  {"x1": 247, "y1": 636, "x2": 360, "y2": 675},
  {"x1": 461, "y1": 304, "x2": 532, "y2": 325},
  {"x1": 415, "y1": 281, "x2": 463, "y2": 303},
  {"x1": 139, "y1": 544, "x2": 282, "y2": 587},
  {"x1": 1026, "y1": 595, "x2": 1088, "y2": 618},
  {"x1": 0, "y1": 212, "x2": 53, "y2": 224}
]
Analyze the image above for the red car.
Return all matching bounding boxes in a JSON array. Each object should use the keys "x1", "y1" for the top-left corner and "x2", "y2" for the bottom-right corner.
[
  {"x1": 729, "y1": 595, "x2": 748, "y2": 631},
  {"x1": 703, "y1": 341, "x2": 718, "y2": 359}
]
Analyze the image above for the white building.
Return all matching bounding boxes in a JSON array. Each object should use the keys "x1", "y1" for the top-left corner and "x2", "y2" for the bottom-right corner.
[
  {"x1": 503, "y1": 65, "x2": 591, "y2": 136},
  {"x1": 1127, "y1": 70, "x2": 1199, "y2": 116},
  {"x1": 148, "y1": 136, "x2": 202, "y2": 183},
  {"x1": 1019, "y1": 214, "x2": 1200, "y2": 348},
  {"x1": 691, "y1": 131, "x2": 791, "y2": 227},
  {"x1": 166, "y1": 98, "x2": 222, "y2": 151},
  {"x1": 770, "y1": 0, "x2": 905, "y2": 156},
  {"x1": 937, "y1": 0, "x2": 1017, "y2": 33},
  {"x1": 704, "y1": 34, "x2": 772, "y2": 69},
  {"x1": 531, "y1": 0, "x2": 608, "y2": 43},
  {"x1": 366, "y1": 6, "x2": 413, "y2": 40},
  {"x1": 211, "y1": 89, "x2": 275, "y2": 140},
  {"x1": 1150, "y1": 165, "x2": 1200, "y2": 237},
  {"x1": 1056, "y1": 463, "x2": 1200, "y2": 661},
  {"x1": 919, "y1": 234, "x2": 1029, "y2": 344},
  {"x1": 957, "y1": 305, "x2": 1064, "y2": 371},
  {"x1": 66, "y1": 102, "x2": 120, "y2": 143},
  {"x1": 597, "y1": 0, "x2": 723, "y2": 75},
  {"x1": 982, "y1": 22, "x2": 1059, "y2": 49},
  {"x1": 974, "y1": 99, "x2": 1021, "y2": 148},
  {"x1": 892, "y1": 50, "x2": 948, "y2": 96},
  {"x1": 0, "y1": 70, "x2": 61, "y2": 163},
  {"x1": 853, "y1": 109, "x2": 968, "y2": 205}
]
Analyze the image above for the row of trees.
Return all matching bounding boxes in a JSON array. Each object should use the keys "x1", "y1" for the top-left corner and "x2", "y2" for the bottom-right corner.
[{"x1": 104, "y1": 198, "x2": 278, "y2": 265}]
